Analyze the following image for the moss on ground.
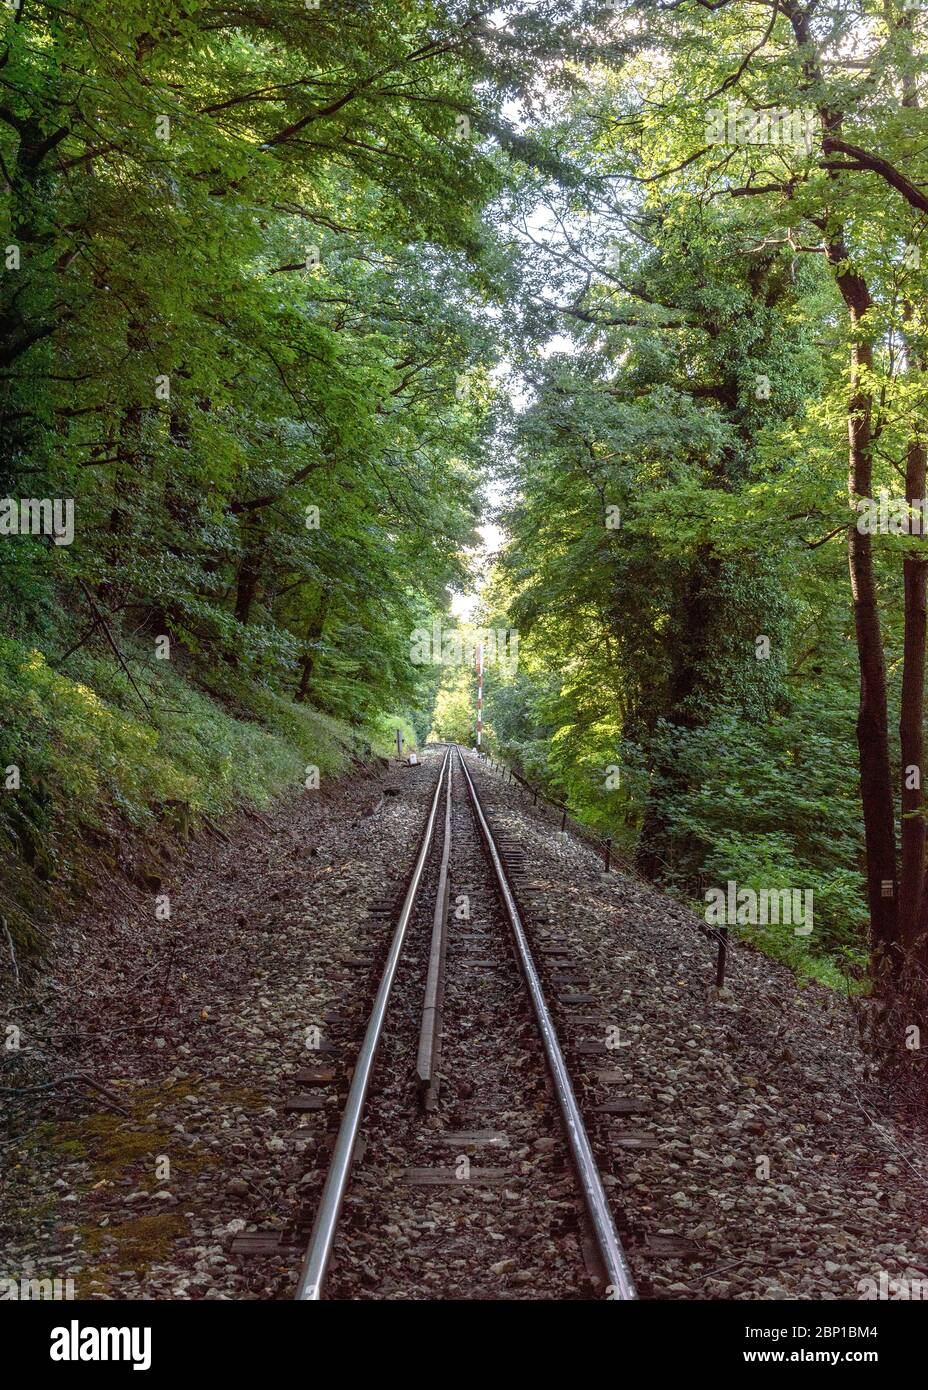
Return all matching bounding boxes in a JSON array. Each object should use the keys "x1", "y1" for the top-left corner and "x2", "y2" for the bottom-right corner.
[
  {"x1": 75, "y1": 1212, "x2": 189, "y2": 1292},
  {"x1": 39, "y1": 1083, "x2": 225, "y2": 1294},
  {"x1": 52, "y1": 1083, "x2": 218, "y2": 1183}
]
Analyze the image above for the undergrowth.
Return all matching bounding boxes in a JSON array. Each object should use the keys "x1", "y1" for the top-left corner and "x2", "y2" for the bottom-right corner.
[{"x1": 0, "y1": 635, "x2": 412, "y2": 966}]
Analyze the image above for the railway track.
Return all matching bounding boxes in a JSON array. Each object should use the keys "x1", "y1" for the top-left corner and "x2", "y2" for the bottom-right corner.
[{"x1": 291, "y1": 744, "x2": 638, "y2": 1301}]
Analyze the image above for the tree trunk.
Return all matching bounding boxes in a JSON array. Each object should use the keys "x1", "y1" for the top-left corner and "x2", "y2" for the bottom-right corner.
[
  {"x1": 234, "y1": 547, "x2": 262, "y2": 626},
  {"x1": 894, "y1": 14, "x2": 925, "y2": 964},
  {"x1": 790, "y1": 6, "x2": 902, "y2": 970},
  {"x1": 295, "y1": 592, "x2": 330, "y2": 703},
  {"x1": 900, "y1": 437, "x2": 927, "y2": 952},
  {"x1": 839, "y1": 297, "x2": 898, "y2": 959}
]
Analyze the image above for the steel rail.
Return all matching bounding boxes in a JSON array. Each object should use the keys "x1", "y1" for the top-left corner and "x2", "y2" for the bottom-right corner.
[
  {"x1": 415, "y1": 752, "x2": 453, "y2": 1108},
  {"x1": 295, "y1": 746, "x2": 452, "y2": 1301},
  {"x1": 455, "y1": 746, "x2": 638, "y2": 1300}
]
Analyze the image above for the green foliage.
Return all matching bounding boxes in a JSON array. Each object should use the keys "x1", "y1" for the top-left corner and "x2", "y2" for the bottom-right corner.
[
  {"x1": 645, "y1": 694, "x2": 869, "y2": 951},
  {"x1": 6, "y1": 1, "x2": 928, "y2": 996},
  {"x1": 0, "y1": 635, "x2": 355, "y2": 832},
  {"x1": 0, "y1": 631, "x2": 362, "y2": 955},
  {"x1": 429, "y1": 663, "x2": 476, "y2": 746},
  {"x1": 0, "y1": 0, "x2": 561, "y2": 728},
  {"x1": 485, "y1": 39, "x2": 906, "y2": 984},
  {"x1": 366, "y1": 712, "x2": 419, "y2": 758},
  {"x1": 0, "y1": 2, "x2": 594, "y2": 959}
]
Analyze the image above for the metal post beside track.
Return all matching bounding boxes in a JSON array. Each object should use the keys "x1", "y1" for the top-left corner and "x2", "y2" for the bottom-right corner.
[{"x1": 716, "y1": 925, "x2": 728, "y2": 988}]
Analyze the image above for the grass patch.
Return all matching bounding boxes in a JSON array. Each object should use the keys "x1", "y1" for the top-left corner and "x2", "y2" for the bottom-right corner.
[{"x1": 0, "y1": 634, "x2": 391, "y2": 963}]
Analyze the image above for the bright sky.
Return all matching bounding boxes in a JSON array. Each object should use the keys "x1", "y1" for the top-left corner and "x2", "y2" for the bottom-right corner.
[{"x1": 451, "y1": 515, "x2": 504, "y2": 619}]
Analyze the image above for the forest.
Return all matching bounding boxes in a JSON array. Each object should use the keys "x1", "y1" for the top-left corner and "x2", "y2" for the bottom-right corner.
[{"x1": 2, "y1": 0, "x2": 928, "y2": 1024}]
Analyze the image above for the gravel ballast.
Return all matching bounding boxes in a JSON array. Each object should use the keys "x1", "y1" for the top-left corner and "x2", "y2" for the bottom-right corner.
[{"x1": 2, "y1": 746, "x2": 925, "y2": 1301}]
